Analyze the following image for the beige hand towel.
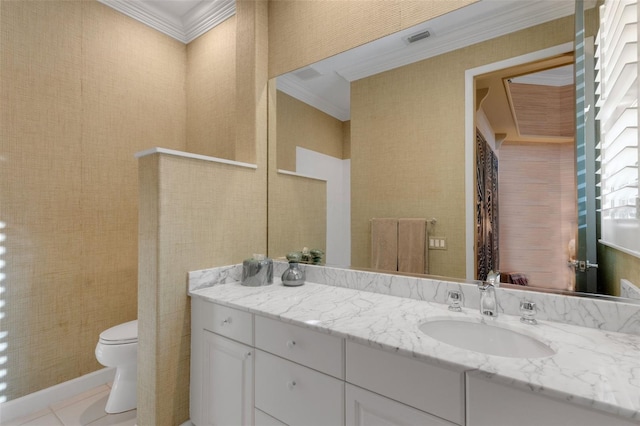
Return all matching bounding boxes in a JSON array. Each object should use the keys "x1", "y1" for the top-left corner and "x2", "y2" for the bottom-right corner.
[
  {"x1": 398, "y1": 218, "x2": 426, "y2": 274},
  {"x1": 371, "y1": 218, "x2": 398, "y2": 272}
]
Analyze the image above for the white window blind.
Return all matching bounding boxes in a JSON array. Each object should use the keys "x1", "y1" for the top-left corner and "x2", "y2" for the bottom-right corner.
[{"x1": 595, "y1": 0, "x2": 640, "y2": 256}]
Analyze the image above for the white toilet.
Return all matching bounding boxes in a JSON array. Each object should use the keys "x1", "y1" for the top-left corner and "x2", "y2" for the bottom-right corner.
[{"x1": 95, "y1": 320, "x2": 138, "y2": 414}]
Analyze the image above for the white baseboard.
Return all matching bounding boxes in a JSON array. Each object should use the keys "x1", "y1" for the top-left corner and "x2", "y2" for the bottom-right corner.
[{"x1": 0, "y1": 367, "x2": 116, "y2": 423}]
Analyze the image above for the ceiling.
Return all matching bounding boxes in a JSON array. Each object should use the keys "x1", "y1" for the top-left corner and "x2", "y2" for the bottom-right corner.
[
  {"x1": 477, "y1": 55, "x2": 576, "y2": 143},
  {"x1": 512, "y1": 65, "x2": 575, "y2": 86}
]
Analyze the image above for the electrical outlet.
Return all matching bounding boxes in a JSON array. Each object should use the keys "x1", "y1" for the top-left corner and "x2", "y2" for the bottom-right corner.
[{"x1": 428, "y1": 237, "x2": 447, "y2": 250}]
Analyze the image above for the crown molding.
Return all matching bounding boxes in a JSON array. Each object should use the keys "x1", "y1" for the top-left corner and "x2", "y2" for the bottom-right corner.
[
  {"x1": 98, "y1": 0, "x2": 235, "y2": 44},
  {"x1": 336, "y1": 1, "x2": 578, "y2": 82},
  {"x1": 277, "y1": 76, "x2": 351, "y2": 121},
  {"x1": 183, "y1": 0, "x2": 235, "y2": 43}
]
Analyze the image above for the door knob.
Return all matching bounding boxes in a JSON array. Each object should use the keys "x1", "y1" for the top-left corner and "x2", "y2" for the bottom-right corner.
[{"x1": 568, "y1": 260, "x2": 598, "y2": 271}]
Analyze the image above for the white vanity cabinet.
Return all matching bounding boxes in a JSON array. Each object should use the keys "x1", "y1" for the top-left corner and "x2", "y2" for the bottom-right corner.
[
  {"x1": 466, "y1": 374, "x2": 639, "y2": 426},
  {"x1": 190, "y1": 299, "x2": 463, "y2": 426},
  {"x1": 191, "y1": 298, "x2": 254, "y2": 426},
  {"x1": 346, "y1": 341, "x2": 464, "y2": 426},
  {"x1": 191, "y1": 297, "x2": 635, "y2": 426}
]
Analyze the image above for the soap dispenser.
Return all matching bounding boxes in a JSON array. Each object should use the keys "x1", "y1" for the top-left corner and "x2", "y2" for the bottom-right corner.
[
  {"x1": 241, "y1": 254, "x2": 273, "y2": 287},
  {"x1": 282, "y1": 252, "x2": 305, "y2": 287}
]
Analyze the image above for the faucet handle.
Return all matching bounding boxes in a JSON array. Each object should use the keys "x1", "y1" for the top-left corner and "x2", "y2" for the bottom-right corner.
[
  {"x1": 447, "y1": 290, "x2": 463, "y2": 312},
  {"x1": 486, "y1": 270, "x2": 501, "y2": 287},
  {"x1": 478, "y1": 282, "x2": 492, "y2": 291},
  {"x1": 520, "y1": 300, "x2": 537, "y2": 325}
]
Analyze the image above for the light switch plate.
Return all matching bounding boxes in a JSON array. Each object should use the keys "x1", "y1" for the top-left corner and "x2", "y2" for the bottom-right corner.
[{"x1": 429, "y1": 237, "x2": 447, "y2": 250}]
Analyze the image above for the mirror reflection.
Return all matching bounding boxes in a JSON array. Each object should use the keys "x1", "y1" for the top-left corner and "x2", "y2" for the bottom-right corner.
[
  {"x1": 475, "y1": 57, "x2": 577, "y2": 292},
  {"x1": 269, "y1": 0, "x2": 639, "y2": 301}
]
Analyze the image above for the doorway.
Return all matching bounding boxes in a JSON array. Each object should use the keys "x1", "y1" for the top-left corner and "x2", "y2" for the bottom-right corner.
[
  {"x1": 464, "y1": 43, "x2": 578, "y2": 285},
  {"x1": 476, "y1": 57, "x2": 577, "y2": 291}
]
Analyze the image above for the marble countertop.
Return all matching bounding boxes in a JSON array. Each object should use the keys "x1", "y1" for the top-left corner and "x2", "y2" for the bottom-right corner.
[{"x1": 190, "y1": 279, "x2": 640, "y2": 422}]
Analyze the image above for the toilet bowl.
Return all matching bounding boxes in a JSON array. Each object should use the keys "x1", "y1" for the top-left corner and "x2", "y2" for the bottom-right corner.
[{"x1": 95, "y1": 320, "x2": 138, "y2": 414}]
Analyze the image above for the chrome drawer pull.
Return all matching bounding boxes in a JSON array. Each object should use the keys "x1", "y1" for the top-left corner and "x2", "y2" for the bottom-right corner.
[
  {"x1": 287, "y1": 380, "x2": 297, "y2": 390},
  {"x1": 221, "y1": 317, "x2": 232, "y2": 326},
  {"x1": 286, "y1": 340, "x2": 296, "y2": 349}
]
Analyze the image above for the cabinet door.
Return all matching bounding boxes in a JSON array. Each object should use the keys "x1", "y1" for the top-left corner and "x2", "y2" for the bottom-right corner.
[
  {"x1": 346, "y1": 384, "x2": 457, "y2": 426},
  {"x1": 466, "y1": 373, "x2": 638, "y2": 426},
  {"x1": 201, "y1": 330, "x2": 253, "y2": 426}
]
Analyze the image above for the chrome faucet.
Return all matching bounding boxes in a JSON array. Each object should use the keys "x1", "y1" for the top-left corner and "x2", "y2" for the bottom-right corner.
[{"x1": 478, "y1": 282, "x2": 498, "y2": 317}]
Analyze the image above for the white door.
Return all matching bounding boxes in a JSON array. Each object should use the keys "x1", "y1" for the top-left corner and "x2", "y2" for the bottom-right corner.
[{"x1": 201, "y1": 330, "x2": 254, "y2": 426}]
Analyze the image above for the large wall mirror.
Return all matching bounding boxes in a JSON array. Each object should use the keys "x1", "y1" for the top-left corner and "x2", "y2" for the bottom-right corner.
[{"x1": 267, "y1": 0, "x2": 639, "y2": 302}]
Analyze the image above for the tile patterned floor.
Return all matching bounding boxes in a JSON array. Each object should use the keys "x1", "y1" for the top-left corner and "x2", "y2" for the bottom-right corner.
[{"x1": 4, "y1": 385, "x2": 137, "y2": 426}]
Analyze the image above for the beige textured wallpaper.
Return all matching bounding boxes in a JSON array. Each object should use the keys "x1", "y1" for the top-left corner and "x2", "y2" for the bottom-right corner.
[
  {"x1": 350, "y1": 15, "x2": 580, "y2": 278},
  {"x1": 268, "y1": 173, "x2": 327, "y2": 259},
  {"x1": 137, "y1": 1, "x2": 268, "y2": 424},
  {"x1": 234, "y1": 0, "x2": 268, "y2": 165},
  {"x1": 343, "y1": 121, "x2": 352, "y2": 159},
  {"x1": 268, "y1": 0, "x2": 478, "y2": 78},
  {"x1": 276, "y1": 90, "x2": 345, "y2": 171},
  {"x1": 138, "y1": 154, "x2": 266, "y2": 425},
  {"x1": 268, "y1": 83, "x2": 327, "y2": 259},
  {"x1": 1, "y1": 0, "x2": 186, "y2": 402},
  {"x1": 599, "y1": 245, "x2": 640, "y2": 296},
  {"x1": 187, "y1": 17, "x2": 237, "y2": 158}
]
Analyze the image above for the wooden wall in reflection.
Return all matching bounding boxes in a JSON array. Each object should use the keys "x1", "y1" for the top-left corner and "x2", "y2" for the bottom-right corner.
[{"x1": 498, "y1": 142, "x2": 576, "y2": 290}]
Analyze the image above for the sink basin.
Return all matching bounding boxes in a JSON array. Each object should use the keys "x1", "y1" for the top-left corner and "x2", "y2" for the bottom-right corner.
[{"x1": 418, "y1": 319, "x2": 556, "y2": 358}]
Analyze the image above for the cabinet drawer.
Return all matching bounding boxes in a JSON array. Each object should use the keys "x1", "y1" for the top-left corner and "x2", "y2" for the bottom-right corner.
[
  {"x1": 200, "y1": 301, "x2": 253, "y2": 345},
  {"x1": 255, "y1": 350, "x2": 345, "y2": 426},
  {"x1": 346, "y1": 341, "x2": 464, "y2": 425},
  {"x1": 255, "y1": 315, "x2": 344, "y2": 378}
]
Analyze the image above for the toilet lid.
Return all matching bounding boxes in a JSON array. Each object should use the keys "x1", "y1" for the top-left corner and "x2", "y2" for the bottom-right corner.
[{"x1": 99, "y1": 320, "x2": 138, "y2": 345}]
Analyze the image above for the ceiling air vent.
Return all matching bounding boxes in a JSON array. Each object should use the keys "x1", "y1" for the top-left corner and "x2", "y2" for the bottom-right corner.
[
  {"x1": 292, "y1": 67, "x2": 323, "y2": 81},
  {"x1": 405, "y1": 29, "x2": 431, "y2": 44}
]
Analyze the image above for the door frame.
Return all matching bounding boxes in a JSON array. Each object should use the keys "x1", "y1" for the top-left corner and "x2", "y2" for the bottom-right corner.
[{"x1": 464, "y1": 42, "x2": 574, "y2": 280}]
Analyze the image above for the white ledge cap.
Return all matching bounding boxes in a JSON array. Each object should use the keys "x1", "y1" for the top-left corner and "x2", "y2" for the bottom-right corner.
[{"x1": 135, "y1": 147, "x2": 257, "y2": 170}]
